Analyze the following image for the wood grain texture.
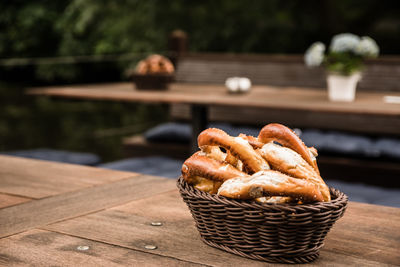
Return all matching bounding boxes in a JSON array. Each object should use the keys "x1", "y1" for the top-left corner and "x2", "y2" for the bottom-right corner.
[
  {"x1": 45, "y1": 201, "x2": 267, "y2": 266},
  {"x1": 0, "y1": 175, "x2": 176, "y2": 238},
  {"x1": 44, "y1": 190, "x2": 400, "y2": 266},
  {"x1": 325, "y1": 202, "x2": 400, "y2": 266},
  {"x1": 0, "y1": 193, "x2": 32, "y2": 209},
  {"x1": 0, "y1": 229, "x2": 202, "y2": 266},
  {"x1": 175, "y1": 54, "x2": 400, "y2": 92},
  {"x1": 27, "y1": 83, "x2": 400, "y2": 116},
  {"x1": 0, "y1": 155, "x2": 135, "y2": 199}
]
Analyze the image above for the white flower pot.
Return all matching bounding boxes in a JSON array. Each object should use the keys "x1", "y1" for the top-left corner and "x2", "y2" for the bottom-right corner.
[{"x1": 327, "y1": 73, "x2": 361, "y2": 102}]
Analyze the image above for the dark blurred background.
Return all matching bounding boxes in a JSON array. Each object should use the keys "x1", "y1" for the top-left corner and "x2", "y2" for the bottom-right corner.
[{"x1": 1, "y1": 0, "x2": 400, "y2": 161}]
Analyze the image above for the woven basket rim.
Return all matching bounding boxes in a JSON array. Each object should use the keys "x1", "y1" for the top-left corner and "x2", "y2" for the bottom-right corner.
[{"x1": 177, "y1": 176, "x2": 348, "y2": 213}]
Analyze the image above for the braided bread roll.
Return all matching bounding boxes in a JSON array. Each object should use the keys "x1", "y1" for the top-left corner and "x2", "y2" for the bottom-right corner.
[
  {"x1": 218, "y1": 170, "x2": 324, "y2": 202},
  {"x1": 198, "y1": 128, "x2": 269, "y2": 174},
  {"x1": 181, "y1": 152, "x2": 246, "y2": 183},
  {"x1": 258, "y1": 123, "x2": 319, "y2": 174},
  {"x1": 259, "y1": 142, "x2": 330, "y2": 202}
]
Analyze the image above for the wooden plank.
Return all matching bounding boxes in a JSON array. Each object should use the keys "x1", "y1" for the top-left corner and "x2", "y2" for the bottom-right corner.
[
  {"x1": 44, "y1": 190, "x2": 400, "y2": 266},
  {"x1": 0, "y1": 175, "x2": 176, "y2": 238},
  {"x1": 175, "y1": 54, "x2": 400, "y2": 91},
  {"x1": 0, "y1": 229, "x2": 202, "y2": 266},
  {"x1": 0, "y1": 155, "x2": 135, "y2": 199},
  {"x1": 44, "y1": 199, "x2": 267, "y2": 266},
  {"x1": 0, "y1": 193, "x2": 32, "y2": 209},
  {"x1": 115, "y1": 193, "x2": 400, "y2": 266},
  {"x1": 27, "y1": 83, "x2": 400, "y2": 116}
]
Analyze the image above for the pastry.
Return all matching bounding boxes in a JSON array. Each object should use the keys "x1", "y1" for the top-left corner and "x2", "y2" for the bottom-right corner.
[
  {"x1": 217, "y1": 170, "x2": 324, "y2": 202},
  {"x1": 181, "y1": 152, "x2": 246, "y2": 183},
  {"x1": 180, "y1": 123, "x2": 331, "y2": 203},
  {"x1": 136, "y1": 54, "x2": 174, "y2": 75},
  {"x1": 258, "y1": 142, "x2": 330, "y2": 201},
  {"x1": 258, "y1": 123, "x2": 319, "y2": 174},
  {"x1": 198, "y1": 128, "x2": 270, "y2": 174}
]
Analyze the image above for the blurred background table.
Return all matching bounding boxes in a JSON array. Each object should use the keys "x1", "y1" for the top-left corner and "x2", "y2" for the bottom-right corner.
[
  {"x1": 0, "y1": 155, "x2": 399, "y2": 266},
  {"x1": 27, "y1": 82, "x2": 400, "y2": 151}
]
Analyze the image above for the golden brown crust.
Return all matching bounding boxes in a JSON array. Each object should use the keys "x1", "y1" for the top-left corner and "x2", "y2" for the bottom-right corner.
[
  {"x1": 136, "y1": 54, "x2": 174, "y2": 74},
  {"x1": 198, "y1": 128, "x2": 269, "y2": 174},
  {"x1": 201, "y1": 145, "x2": 243, "y2": 171},
  {"x1": 218, "y1": 170, "x2": 324, "y2": 202},
  {"x1": 136, "y1": 60, "x2": 148, "y2": 74},
  {"x1": 201, "y1": 145, "x2": 226, "y2": 162},
  {"x1": 180, "y1": 123, "x2": 330, "y2": 203},
  {"x1": 181, "y1": 152, "x2": 246, "y2": 183},
  {"x1": 238, "y1": 134, "x2": 264, "y2": 149},
  {"x1": 191, "y1": 176, "x2": 222, "y2": 194},
  {"x1": 256, "y1": 196, "x2": 293, "y2": 204},
  {"x1": 258, "y1": 123, "x2": 320, "y2": 174},
  {"x1": 259, "y1": 143, "x2": 330, "y2": 202}
]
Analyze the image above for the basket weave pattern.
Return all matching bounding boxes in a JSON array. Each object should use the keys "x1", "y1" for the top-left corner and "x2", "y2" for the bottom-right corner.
[
  {"x1": 177, "y1": 176, "x2": 348, "y2": 264},
  {"x1": 131, "y1": 73, "x2": 174, "y2": 90}
]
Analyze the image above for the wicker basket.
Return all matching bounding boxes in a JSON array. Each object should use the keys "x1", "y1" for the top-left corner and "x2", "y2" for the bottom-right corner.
[
  {"x1": 177, "y1": 176, "x2": 348, "y2": 264},
  {"x1": 131, "y1": 73, "x2": 174, "y2": 90}
]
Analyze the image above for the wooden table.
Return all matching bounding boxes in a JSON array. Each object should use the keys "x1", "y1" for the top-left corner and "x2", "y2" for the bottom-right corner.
[
  {"x1": 27, "y1": 82, "x2": 400, "y2": 152},
  {"x1": 1, "y1": 155, "x2": 399, "y2": 266}
]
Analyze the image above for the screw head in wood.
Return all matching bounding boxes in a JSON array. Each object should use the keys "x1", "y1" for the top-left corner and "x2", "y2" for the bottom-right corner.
[
  {"x1": 144, "y1": 245, "x2": 157, "y2": 250},
  {"x1": 77, "y1": 245, "x2": 90, "y2": 251}
]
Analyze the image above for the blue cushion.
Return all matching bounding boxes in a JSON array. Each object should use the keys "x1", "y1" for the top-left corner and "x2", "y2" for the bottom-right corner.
[
  {"x1": 99, "y1": 156, "x2": 184, "y2": 178},
  {"x1": 145, "y1": 122, "x2": 191, "y2": 143},
  {"x1": 1, "y1": 148, "x2": 101, "y2": 166},
  {"x1": 301, "y1": 129, "x2": 400, "y2": 161},
  {"x1": 144, "y1": 122, "x2": 260, "y2": 144},
  {"x1": 374, "y1": 138, "x2": 400, "y2": 160},
  {"x1": 326, "y1": 179, "x2": 400, "y2": 208},
  {"x1": 145, "y1": 123, "x2": 400, "y2": 161},
  {"x1": 300, "y1": 129, "x2": 380, "y2": 157}
]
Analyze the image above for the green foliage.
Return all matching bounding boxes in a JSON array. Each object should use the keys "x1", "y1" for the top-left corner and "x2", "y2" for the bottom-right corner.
[
  {"x1": 55, "y1": 0, "x2": 165, "y2": 56},
  {"x1": 1, "y1": 0, "x2": 399, "y2": 81},
  {"x1": 325, "y1": 52, "x2": 364, "y2": 75},
  {"x1": 0, "y1": 1, "x2": 66, "y2": 57}
]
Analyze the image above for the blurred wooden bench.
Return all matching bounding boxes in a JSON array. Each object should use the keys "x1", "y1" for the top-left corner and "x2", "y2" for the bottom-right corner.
[{"x1": 169, "y1": 53, "x2": 400, "y2": 132}]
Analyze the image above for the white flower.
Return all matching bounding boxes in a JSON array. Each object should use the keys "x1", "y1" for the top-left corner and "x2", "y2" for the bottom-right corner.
[
  {"x1": 355, "y1": 36, "x2": 379, "y2": 57},
  {"x1": 330, "y1": 33, "x2": 360, "y2": 53},
  {"x1": 304, "y1": 42, "x2": 325, "y2": 67}
]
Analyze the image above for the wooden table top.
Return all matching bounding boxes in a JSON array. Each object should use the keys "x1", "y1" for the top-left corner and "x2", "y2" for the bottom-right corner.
[
  {"x1": 27, "y1": 82, "x2": 400, "y2": 116},
  {"x1": 1, "y1": 155, "x2": 399, "y2": 266}
]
